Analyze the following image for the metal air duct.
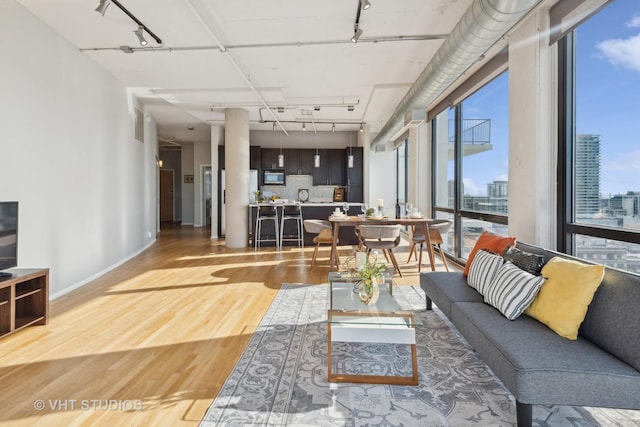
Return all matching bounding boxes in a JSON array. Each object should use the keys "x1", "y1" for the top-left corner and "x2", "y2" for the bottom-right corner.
[{"x1": 370, "y1": 0, "x2": 542, "y2": 151}]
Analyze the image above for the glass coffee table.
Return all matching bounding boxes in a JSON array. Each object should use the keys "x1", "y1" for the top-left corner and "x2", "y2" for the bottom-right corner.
[{"x1": 327, "y1": 272, "x2": 420, "y2": 386}]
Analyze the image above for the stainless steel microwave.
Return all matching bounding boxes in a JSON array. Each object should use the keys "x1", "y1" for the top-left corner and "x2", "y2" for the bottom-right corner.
[{"x1": 263, "y1": 169, "x2": 285, "y2": 185}]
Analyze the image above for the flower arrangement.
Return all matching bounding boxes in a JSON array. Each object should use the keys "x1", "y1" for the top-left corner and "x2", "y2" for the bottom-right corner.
[{"x1": 357, "y1": 254, "x2": 386, "y2": 304}]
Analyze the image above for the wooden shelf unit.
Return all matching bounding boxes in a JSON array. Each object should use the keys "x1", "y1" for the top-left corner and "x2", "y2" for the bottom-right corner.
[{"x1": 0, "y1": 268, "x2": 49, "y2": 338}]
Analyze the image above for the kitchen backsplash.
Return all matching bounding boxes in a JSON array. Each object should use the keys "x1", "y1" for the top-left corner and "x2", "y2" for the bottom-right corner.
[{"x1": 262, "y1": 175, "x2": 336, "y2": 202}]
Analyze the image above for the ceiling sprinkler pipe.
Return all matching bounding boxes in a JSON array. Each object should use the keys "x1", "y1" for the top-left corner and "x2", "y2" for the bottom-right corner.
[{"x1": 369, "y1": 0, "x2": 542, "y2": 151}]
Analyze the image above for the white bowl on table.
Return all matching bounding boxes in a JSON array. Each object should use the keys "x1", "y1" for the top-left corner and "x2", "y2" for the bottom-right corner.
[{"x1": 410, "y1": 212, "x2": 424, "y2": 218}]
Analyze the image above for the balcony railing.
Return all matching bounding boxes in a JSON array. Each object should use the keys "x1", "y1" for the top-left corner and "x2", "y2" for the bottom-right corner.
[{"x1": 449, "y1": 119, "x2": 491, "y2": 145}]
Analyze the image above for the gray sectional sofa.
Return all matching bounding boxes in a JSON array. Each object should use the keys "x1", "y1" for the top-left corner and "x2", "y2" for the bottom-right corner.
[{"x1": 420, "y1": 242, "x2": 640, "y2": 427}]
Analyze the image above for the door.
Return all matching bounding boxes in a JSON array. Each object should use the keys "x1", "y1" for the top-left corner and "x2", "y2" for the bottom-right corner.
[{"x1": 160, "y1": 170, "x2": 174, "y2": 222}]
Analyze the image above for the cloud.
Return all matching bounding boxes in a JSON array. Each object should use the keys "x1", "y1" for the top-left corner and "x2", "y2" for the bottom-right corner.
[
  {"x1": 627, "y1": 15, "x2": 640, "y2": 28},
  {"x1": 596, "y1": 33, "x2": 640, "y2": 72}
]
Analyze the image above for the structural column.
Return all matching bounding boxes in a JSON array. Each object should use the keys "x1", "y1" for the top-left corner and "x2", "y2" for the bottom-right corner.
[{"x1": 224, "y1": 108, "x2": 250, "y2": 248}]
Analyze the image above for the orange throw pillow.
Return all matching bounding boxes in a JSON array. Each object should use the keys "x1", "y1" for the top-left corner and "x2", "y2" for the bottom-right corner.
[{"x1": 463, "y1": 231, "x2": 516, "y2": 276}]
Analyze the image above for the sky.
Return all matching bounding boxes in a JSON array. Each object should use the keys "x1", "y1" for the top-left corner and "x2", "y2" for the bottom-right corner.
[
  {"x1": 458, "y1": 0, "x2": 640, "y2": 197},
  {"x1": 576, "y1": 0, "x2": 640, "y2": 197}
]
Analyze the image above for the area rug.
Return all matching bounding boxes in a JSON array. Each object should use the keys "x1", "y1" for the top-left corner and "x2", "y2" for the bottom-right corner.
[{"x1": 200, "y1": 284, "x2": 640, "y2": 426}]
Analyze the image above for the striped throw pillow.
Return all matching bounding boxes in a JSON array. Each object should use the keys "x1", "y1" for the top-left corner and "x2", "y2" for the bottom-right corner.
[
  {"x1": 484, "y1": 261, "x2": 545, "y2": 320},
  {"x1": 467, "y1": 249, "x2": 504, "y2": 295}
]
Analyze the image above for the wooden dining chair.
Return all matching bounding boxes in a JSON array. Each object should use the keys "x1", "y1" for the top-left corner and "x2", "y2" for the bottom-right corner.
[
  {"x1": 356, "y1": 224, "x2": 402, "y2": 277},
  {"x1": 407, "y1": 219, "x2": 452, "y2": 271},
  {"x1": 303, "y1": 219, "x2": 339, "y2": 267}
]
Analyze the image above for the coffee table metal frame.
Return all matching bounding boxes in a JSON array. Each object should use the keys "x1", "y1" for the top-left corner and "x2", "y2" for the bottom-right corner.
[{"x1": 327, "y1": 272, "x2": 419, "y2": 386}]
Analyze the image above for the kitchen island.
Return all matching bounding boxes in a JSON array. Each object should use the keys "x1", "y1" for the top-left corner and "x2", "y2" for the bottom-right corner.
[{"x1": 249, "y1": 202, "x2": 364, "y2": 247}]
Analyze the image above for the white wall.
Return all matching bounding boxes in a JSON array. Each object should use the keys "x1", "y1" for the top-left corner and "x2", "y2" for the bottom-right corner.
[
  {"x1": 181, "y1": 143, "x2": 195, "y2": 225},
  {"x1": 0, "y1": 1, "x2": 157, "y2": 297},
  {"x1": 366, "y1": 146, "x2": 396, "y2": 215}
]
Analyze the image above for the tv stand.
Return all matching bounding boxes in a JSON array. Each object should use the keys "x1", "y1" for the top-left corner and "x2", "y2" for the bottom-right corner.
[{"x1": 0, "y1": 268, "x2": 49, "y2": 338}]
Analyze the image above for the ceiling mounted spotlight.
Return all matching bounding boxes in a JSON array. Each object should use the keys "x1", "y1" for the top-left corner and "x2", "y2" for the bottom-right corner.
[
  {"x1": 96, "y1": 0, "x2": 163, "y2": 47},
  {"x1": 351, "y1": 25, "x2": 363, "y2": 43},
  {"x1": 302, "y1": 123, "x2": 306, "y2": 132},
  {"x1": 332, "y1": 123, "x2": 336, "y2": 133},
  {"x1": 95, "y1": 0, "x2": 111, "y2": 15},
  {"x1": 359, "y1": 123, "x2": 364, "y2": 133},
  {"x1": 134, "y1": 25, "x2": 148, "y2": 46},
  {"x1": 361, "y1": 0, "x2": 371, "y2": 10}
]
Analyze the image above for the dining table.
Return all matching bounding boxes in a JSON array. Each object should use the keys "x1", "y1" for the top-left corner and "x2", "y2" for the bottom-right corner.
[{"x1": 328, "y1": 215, "x2": 437, "y2": 272}]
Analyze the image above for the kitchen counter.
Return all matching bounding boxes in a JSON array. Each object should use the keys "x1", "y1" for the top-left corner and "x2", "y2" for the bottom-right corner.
[
  {"x1": 249, "y1": 202, "x2": 364, "y2": 246},
  {"x1": 249, "y1": 202, "x2": 364, "y2": 207}
]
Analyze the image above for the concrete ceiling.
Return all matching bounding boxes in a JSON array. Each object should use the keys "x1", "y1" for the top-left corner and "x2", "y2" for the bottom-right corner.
[{"x1": 16, "y1": 0, "x2": 475, "y2": 145}]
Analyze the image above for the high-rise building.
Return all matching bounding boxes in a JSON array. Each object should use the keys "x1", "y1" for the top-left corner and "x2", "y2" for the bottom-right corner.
[
  {"x1": 575, "y1": 134, "x2": 601, "y2": 216},
  {"x1": 487, "y1": 180, "x2": 508, "y2": 198}
]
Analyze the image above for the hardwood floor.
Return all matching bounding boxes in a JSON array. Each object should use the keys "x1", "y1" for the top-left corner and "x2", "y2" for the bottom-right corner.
[{"x1": 0, "y1": 224, "x2": 445, "y2": 426}]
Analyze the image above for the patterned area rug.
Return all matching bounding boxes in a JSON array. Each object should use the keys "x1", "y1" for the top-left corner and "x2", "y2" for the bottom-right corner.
[{"x1": 200, "y1": 284, "x2": 640, "y2": 426}]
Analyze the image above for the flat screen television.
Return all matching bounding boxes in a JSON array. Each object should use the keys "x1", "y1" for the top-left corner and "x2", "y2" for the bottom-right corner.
[{"x1": 0, "y1": 201, "x2": 18, "y2": 278}]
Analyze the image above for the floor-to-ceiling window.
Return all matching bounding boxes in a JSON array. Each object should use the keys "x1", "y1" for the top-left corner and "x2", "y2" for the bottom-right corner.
[
  {"x1": 432, "y1": 72, "x2": 509, "y2": 262},
  {"x1": 558, "y1": 0, "x2": 640, "y2": 273},
  {"x1": 396, "y1": 139, "x2": 408, "y2": 216}
]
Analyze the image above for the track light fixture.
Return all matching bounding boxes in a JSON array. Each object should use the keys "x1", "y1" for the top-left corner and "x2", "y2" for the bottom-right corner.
[
  {"x1": 134, "y1": 26, "x2": 148, "y2": 46},
  {"x1": 361, "y1": 0, "x2": 371, "y2": 10},
  {"x1": 359, "y1": 123, "x2": 364, "y2": 133},
  {"x1": 351, "y1": 25, "x2": 363, "y2": 43},
  {"x1": 332, "y1": 123, "x2": 336, "y2": 133},
  {"x1": 95, "y1": 0, "x2": 111, "y2": 15},
  {"x1": 95, "y1": 0, "x2": 162, "y2": 47},
  {"x1": 302, "y1": 123, "x2": 307, "y2": 132}
]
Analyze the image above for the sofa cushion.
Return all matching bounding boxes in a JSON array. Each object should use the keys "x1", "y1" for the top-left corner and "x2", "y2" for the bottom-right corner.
[
  {"x1": 510, "y1": 242, "x2": 640, "y2": 373},
  {"x1": 483, "y1": 262, "x2": 545, "y2": 320},
  {"x1": 580, "y1": 267, "x2": 640, "y2": 372},
  {"x1": 450, "y1": 302, "x2": 640, "y2": 408},
  {"x1": 525, "y1": 257, "x2": 605, "y2": 340},
  {"x1": 419, "y1": 271, "x2": 483, "y2": 318},
  {"x1": 467, "y1": 249, "x2": 503, "y2": 295},
  {"x1": 503, "y1": 246, "x2": 544, "y2": 275},
  {"x1": 463, "y1": 231, "x2": 516, "y2": 276}
]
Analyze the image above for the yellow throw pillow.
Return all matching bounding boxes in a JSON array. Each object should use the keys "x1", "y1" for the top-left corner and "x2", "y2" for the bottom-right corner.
[{"x1": 524, "y1": 257, "x2": 604, "y2": 340}]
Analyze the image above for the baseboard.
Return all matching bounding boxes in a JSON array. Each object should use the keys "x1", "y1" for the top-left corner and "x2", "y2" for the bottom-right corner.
[{"x1": 49, "y1": 239, "x2": 156, "y2": 300}]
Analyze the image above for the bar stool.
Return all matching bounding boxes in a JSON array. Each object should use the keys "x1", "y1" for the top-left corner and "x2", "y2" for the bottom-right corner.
[
  {"x1": 254, "y1": 205, "x2": 280, "y2": 249},
  {"x1": 280, "y1": 204, "x2": 304, "y2": 248}
]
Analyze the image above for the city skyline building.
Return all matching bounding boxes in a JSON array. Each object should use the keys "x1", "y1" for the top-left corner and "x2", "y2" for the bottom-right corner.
[{"x1": 575, "y1": 134, "x2": 601, "y2": 216}]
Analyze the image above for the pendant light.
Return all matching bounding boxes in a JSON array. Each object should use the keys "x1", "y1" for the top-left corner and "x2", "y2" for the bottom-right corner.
[
  {"x1": 275, "y1": 123, "x2": 284, "y2": 167},
  {"x1": 314, "y1": 130, "x2": 320, "y2": 168},
  {"x1": 348, "y1": 130, "x2": 354, "y2": 168}
]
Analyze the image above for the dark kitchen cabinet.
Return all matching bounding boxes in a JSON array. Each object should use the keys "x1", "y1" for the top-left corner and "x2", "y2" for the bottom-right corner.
[
  {"x1": 345, "y1": 147, "x2": 363, "y2": 202},
  {"x1": 250, "y1": 145, "x2": 261, "y2": 170},
  {"x1": 261, "y1": 148, "x2": 281, "y2": 170},
  {"x1": 284, "y1": 149, "x2": 314, "y2": 176},
  {"x1": 312, "y1": 149, "x2": 329, "y2": 185},
  {"x1": 313, "y1": 149, "x2": 346, "y2": 185},
  {"x1": 328, "y1": 149, "x2": 345, "y2": 185}
]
